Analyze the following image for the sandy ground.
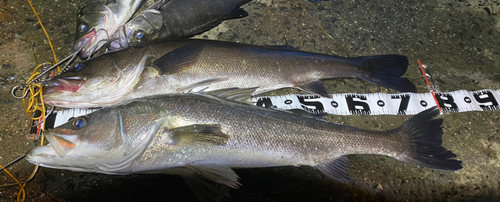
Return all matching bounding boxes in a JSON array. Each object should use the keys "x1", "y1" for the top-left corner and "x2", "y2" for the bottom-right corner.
[{"x1": 1, "y1": 0, "x2": 500, "y2": 201}]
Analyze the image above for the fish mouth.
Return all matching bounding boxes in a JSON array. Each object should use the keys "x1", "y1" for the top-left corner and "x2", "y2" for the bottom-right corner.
[
  {"x1": 74, "y1": 28, "x2": 109, "y2": 59},
  {"x1": 42, "y1": 130, "x2": 79, "y2": 158},
  {"x1": 74, "y1": 29, "x2": 96, "y2": 58},
  {"x1": 107, "y1": 26, "x2": 129, "y2": 51},
  {"x1": 44, "y1": 77, "x2": 86, "y2": 94},
  {"x1": 26, "y1": 130, "x2": 78, "y2": 165}
]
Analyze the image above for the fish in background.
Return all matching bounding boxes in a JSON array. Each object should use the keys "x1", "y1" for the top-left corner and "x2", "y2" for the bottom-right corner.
[
  {"x1": 26, "y1": 90, "x2": 462, "y2": 201},
  {"x1": 43, "y1": 39, "x2": 417, "y2": 108},
  {"x1": 107, "y1": 0, "x2": 252, "y2": 50},
  {"x1": 74, "y1": 0, "x2": 147, "y2": 59}
]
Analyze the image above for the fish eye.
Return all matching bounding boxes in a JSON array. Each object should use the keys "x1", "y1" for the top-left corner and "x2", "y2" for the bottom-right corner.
[
  {"x1": 74, "y1": 63, "x2": 83, "y2": 71},
  {"x1": 135, "y1": 31, "x2": 144, "y2": 39},
  {"x1": 72, "y1": 116, "x2": 88, "y2": 129},
  {"x1": 78, "y1": 24, "x2": 88, "y2": 32}
]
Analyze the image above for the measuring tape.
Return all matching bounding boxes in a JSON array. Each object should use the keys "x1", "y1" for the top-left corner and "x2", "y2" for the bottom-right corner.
[
  {"x1": 252, "y1": 89, "x2": 500, "y2": 115},
  {"x1": 39, "y1": 61, "x2": 498, "y2": 129},
  {"x1": 44, "y1": 89, "x2": 499, "y2": 128}
]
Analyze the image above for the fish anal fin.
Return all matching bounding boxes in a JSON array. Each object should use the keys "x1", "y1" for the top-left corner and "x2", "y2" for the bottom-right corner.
[
  {"x1": 153, "y1": 44, "x2": 205, "y2": 75},
  {"x1": 182, "y1": 173, "x2": 232, "y2": 202},
  {"x1": 297, "y1": 80, "x2": 331, "y2": 98},
  {"x1": 170, "y1": 124, "x2": 229, "y2": 146},
  {"x1": 186, "y1": 164, "x2": 241, "y2": 189},
  {"x1": 315, "y1": 156, "x2": 354, "y2": 183}
]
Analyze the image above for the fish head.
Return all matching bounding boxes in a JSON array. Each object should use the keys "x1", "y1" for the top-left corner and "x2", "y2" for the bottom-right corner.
[
  {"x1": 26, "y1": 102, "x2": 167, "y2": 173},
  {"x1": 43, "y1": 51, "x2": 150, "y2": 108},
  {"x1": 26, "y1": 107, "x2": 124, "y2": 173},
  {"x1": 108, "y1": 9, "x2": 163, "y2": 51},
  {"x1": 74, "y1": 3, "x2": 118, "y2": 59}
]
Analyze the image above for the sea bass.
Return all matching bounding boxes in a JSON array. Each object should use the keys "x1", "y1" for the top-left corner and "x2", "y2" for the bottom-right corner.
[
  {"x1": 74, "y1": 0, "x2": 147, "y2": 59},
  {"x1": 43, "y1": 39, "x2": 416, "y2": 108},
  {"x1": 108, "y1": 0, "x2": 251, "y2": 50},
  {"x1": 26, "y1": 91, "x2": 461, "y2": 200}
]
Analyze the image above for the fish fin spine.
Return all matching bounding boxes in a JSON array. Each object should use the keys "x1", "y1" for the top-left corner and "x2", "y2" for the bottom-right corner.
[{"x1": 315, "y1": 156, "x2": 353, "y2": 182}]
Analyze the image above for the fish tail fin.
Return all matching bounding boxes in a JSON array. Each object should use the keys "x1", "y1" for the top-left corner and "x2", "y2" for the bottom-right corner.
[
  {"x1": 396, "y1": 107, "x2": 462, "y2": 171},
  {"x1": 354, "y1": 54, "x2": 417, "y2": 92}
]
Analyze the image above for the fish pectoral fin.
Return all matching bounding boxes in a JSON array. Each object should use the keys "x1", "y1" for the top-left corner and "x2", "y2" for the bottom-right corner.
[
  {"x1": 177, "y1": 77, "x2": 229, "y2": 92},
  {"x1": 204, "y1": 87, "x2": 257, "y2": 103},
  {"x1": 315, "y1": 156, "x2": 354, "y2": 183},
  {"x1": 181, "y1": 172, "x2": 232, "y2": 202},
  {"x1": 169, "y1": 124, "x2": 229, "y2": 146},
  {"x1": 297, "y1": 80, "x2": 331, "y2": 98},
  {"x1": 152, "y1": 44, "x2": 205, "y2": 75},
  {"x1": 186, "y1": 164, "x2": 241, "y2": 189}
]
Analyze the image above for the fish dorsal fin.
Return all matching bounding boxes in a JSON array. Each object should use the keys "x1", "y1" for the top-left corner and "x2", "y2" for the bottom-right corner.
[
  {"x1": 169, "y1": 124, "x2": 229, "y2": 146},
  {"x1": 315, "y1": 156, "x2": 353, "y2": 183},
  {"x1": 204, "y1": 87, "x2": 257, "y2": 103},
  {"x1": 153, "y1": 44, "x2": 204, "y2": 75},
  {"x1": 186, "y1": 164, "x2": 241, "y2": 189},
  {"x1": 297, "y1": 80, "x2": 331, "y2": 98}
]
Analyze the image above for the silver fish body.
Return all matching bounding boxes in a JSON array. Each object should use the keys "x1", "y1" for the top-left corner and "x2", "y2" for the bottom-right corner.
[
  {"x1": 26, "y1": 92, "x2": 461, "y2": 199},
  {"x1": 74, "y1": 0, "x2": 147, "y2": 59},
  {"x1": 108, "y1": 0, "x2": 251, "y2": 50},
  {"x1": 44, "y1": 39, "x2": 416, "y2": 108}
]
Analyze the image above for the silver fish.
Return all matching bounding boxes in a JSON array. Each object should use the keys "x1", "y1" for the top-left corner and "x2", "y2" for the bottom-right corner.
[
  {"x1": 74, "y1": 0, "x2": 147, "y2": 59},
  {"x1": 43, "y1": 39, "x2": 416, "y2": 108},
  {"x1": 26, "y1": 91, "x2": 461, "y2": 200},
  {"x1": 107, "y1": 0, "x2": 251, "y2": 50}
]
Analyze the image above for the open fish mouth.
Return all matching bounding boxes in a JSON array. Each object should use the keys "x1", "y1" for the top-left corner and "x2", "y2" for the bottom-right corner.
[
  {"x1": 74, "y1": 28, "x2": 110, "y2": 59},
  {"x1": 26, "y1": 130, "x2": 78, "y2": 162},
  {"x1": 42, "y1": 130, "x2": 79, "y2": 158},
  {"x1": 74, "y1": 29, "x2": 97, "y2": 58},
  {"x1": 44, "y1": 77, "x2": 86, "y2": 94},
  {"x1": 107, "y1": 26, "x2": 129, "y2": 50}
]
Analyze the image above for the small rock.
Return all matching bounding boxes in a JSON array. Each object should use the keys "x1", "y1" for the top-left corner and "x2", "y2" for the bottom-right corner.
[
  {"x1": 2, "y1": 63, "x2": 12, "y2": 69},
  {"x1": 6, "y1": 74, "x2": 15, "y2": 81},
  {"x1": 255, "y1": 0, "x2": 273, "y2": 7}
]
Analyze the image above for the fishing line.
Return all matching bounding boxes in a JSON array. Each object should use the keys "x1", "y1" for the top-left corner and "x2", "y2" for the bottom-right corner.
[
  {"x1": 86, "y1": 28, "x2": 112, "y2": 60},
  {"x1": 2, "y1": 1, "x2": 58, "y2": 201}
]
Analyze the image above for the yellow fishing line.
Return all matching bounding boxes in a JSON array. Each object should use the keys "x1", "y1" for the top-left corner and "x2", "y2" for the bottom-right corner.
[
  {"x1": 1, "y1": 0, "x2": 60, "y2": 201},
  {"x1": 0, "y1": 165, "x2": 26, "y2": 202},
  {"x1": 28, "y1": 0, "x2": 59, "y2": 70}
]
